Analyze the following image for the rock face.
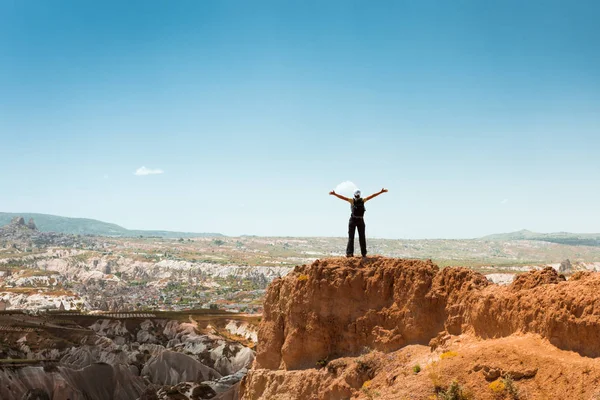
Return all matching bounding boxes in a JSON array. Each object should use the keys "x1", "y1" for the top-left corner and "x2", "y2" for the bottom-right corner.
[
  {"x1": 244, "y1": 256, "x2": 600, "y2": 399},
  {"x1": 255, "y1": 257, "x2": 600, "y2": 371},
  {"x1": 254, "y1": 257, "x2": 486, "y2": 370}
]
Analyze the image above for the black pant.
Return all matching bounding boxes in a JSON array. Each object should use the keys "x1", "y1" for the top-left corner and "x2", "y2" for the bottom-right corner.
[{"x1": 346, "y1": 217, "x2": 366, "y2": 257}]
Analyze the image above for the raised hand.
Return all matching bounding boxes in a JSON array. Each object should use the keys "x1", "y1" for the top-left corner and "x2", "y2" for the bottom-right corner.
[
  {"x1": 329, "y1": 190, "x2": 336, "y2": 195},
  {"x1": 381, "y1": 188, "x2": 388, "y2": 193}
]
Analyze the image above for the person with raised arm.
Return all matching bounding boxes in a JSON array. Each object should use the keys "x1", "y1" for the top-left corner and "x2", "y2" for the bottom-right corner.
[{"x1": 329, "y1": 187, "x2": 388, "y2": 258}]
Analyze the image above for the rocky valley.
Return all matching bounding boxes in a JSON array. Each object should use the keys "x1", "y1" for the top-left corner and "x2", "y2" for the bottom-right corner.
[
  {"x1": 2, "y1": 217, "x2": 600, "y2": 399},
  {"x1": 0, "y1": 310, "x2": 256, "y2": 399}
]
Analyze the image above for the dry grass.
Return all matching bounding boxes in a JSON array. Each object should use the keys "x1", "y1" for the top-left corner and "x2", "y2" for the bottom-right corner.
[
  {"x1": 436, "y1": 380, "x2": 473, "y2": 400},
  {"x1": 428, "y1": 361, "x2": 444, "y2": 392}
]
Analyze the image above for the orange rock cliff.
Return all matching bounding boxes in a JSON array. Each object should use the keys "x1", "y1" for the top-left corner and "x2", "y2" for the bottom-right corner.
[{"x1": 240, "y1": 256, "x2": 600, "y2": 400}]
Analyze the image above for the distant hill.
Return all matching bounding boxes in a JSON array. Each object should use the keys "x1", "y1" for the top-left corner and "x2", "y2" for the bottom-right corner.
[
  {"x1": 0, "y1": 213, "x2": 222, "y2": 238},
  {"x1": 481, "y1": 229, "x2": 600, "y2": 247}
]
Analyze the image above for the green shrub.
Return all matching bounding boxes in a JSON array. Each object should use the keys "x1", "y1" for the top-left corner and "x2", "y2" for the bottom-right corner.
[
  {"x1": 356, "y1": 358, "x2": 371, "y2": 373},
  {"x1": 502, "y1": 374, "x2": 520, "y2": 400}
]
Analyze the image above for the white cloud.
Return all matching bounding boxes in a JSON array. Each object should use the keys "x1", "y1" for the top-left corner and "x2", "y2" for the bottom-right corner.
[
  {"x1": 501, "y1": 199, "x2": 509, "y2": 204},
  {"x1": 134, "y1": 166, "x2": 164, "y2": 176},
  {"x1": 335, "y1": 181, "x2": 359, "y2": 197}
]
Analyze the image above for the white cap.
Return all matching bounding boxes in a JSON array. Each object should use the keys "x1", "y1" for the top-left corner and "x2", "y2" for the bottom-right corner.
[{"x1": 354, "y1": 190, "x2": 361, "y2": 198}]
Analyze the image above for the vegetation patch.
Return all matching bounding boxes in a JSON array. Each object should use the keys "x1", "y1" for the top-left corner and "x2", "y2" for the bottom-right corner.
[
  {"x1": 428, "y1": 361, "x2": 443, "y2": 392},
  {"x1": 435, "y1": 380, "x2": 473, "y2": 400},
  {"x1": 356, "y1": 358, "x2": 371, "y2": 373},
  {"x1": 502, "y1": 375, "x2": 520, "y2": 399},
  {"x1": 361, "y1": 379, "x2": 380, "y2": 399},
  {"x1": 488, "y1": 375, "x2": 520, "y2": 399},
  {"x1": 489, "y1": 378, "x2": 505, "y2": 393},
  {"x1": 440, "y1": 351, "x2": 458, "y2": 360},
  {"x1": 316, "y1": 357, "x2": 328, "y2": 369}
]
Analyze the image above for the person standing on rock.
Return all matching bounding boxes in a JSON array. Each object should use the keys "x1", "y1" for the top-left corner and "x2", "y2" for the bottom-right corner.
[{"x1": 329, "y1": 187, "x2": 388, "y2": 258}]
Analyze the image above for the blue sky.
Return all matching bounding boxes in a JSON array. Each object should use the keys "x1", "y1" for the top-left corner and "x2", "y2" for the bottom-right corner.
[{"x1": 1, "y1": 0, "x2": 599, "y2": 238}]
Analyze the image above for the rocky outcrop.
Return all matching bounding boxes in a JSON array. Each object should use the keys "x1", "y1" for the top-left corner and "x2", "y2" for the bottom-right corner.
[
  {"x1": 509, "y1": 266, "x2": 565, "y2": 290},
  {"x1": 141, "y1": 350, "x2": 222, "y2": 385},
  {"x1": 559, "y1": 258, "x2": 572, "y2": 273},
  {"x1": 11, "y1": 217, "x2": 26, "y2": 226},
  {"x1": 27, "y1": 218, "x2": 38, "y2": 230},
  {"x1": 255, "y1": 258, "x2": 479, "y2": 370},
  {"x1": 243, "y1": 257, "x2": 600, "y2": 399},
  {"x1": 252, "y1": 257, "x2": 600, "y2": 371},
  {"x1": 176, "y1": 334, "x2": 255, "y2": 376},
  {"x1": 225, "y1": 320, "x2": 258, "y2": 343}
]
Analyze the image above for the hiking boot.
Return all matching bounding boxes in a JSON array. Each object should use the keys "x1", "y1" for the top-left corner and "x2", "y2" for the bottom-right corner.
[{"x1": 346, "y1": 254, "x2": 353, "y2": 258}]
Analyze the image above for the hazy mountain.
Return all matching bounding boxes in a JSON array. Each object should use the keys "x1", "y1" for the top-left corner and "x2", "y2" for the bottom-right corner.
[
  {"x1": 0, "y1": 213, "x2": 222, "y2": 238},
  {"x1": 481, "y1": 229, "x2": 600, "y2": 247}
]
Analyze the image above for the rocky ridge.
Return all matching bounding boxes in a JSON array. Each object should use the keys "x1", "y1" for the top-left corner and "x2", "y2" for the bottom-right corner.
[
  {"x1": 0, "y1": 217, "x2": 94, "y2": 249},
  {"x1": 242, "y1": 256, "x2": 600, "y2": 399}
]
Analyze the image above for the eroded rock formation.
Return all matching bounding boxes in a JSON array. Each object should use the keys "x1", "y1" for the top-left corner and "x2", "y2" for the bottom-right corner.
[
  {"x1": 243, "y1": 256, "x2": 600, "y2": 399},
  {"x1": 0, "y1": 363, "x2": 145, "y2": 400},
  {"x1": 0, "y1": 317, "x2": 254, "y2": 400}
]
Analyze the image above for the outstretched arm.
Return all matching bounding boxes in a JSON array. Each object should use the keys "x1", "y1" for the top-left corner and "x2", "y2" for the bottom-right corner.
[
  {"x1": 364, "y1": 188, "x2": 388, "y2": 202},
  {"x1": 329, "y1": 190, "x2": 351, "y2": 202}
]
